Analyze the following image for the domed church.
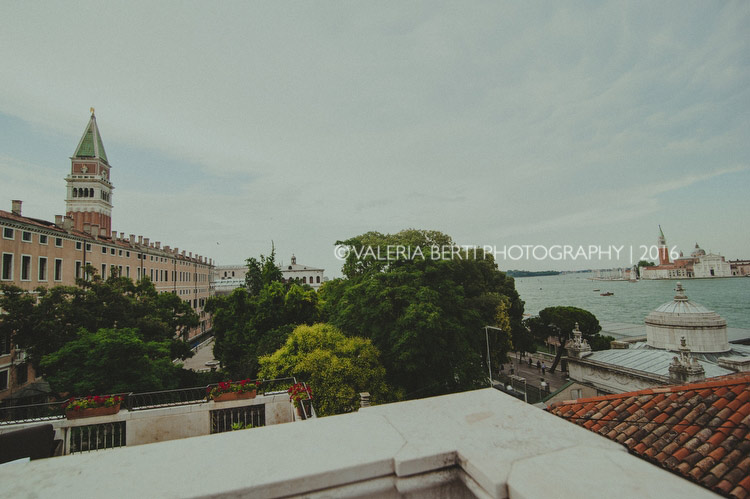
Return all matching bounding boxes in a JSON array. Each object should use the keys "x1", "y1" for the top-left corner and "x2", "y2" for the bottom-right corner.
[{"x1": 564, "y1": 283, "x2": 750, "y2": 395}]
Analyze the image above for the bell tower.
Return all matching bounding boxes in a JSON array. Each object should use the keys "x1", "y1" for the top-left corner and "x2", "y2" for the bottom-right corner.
[
  {"x1": 65, "y1": 109, "x2": 114, "y2": 235},
  {"x1": 657, "y1": 225, "x2": 670, "y2": 265}
]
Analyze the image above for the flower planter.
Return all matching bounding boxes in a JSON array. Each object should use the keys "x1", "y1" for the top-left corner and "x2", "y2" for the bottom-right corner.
[
  {"x1": 66, "y1": 404, "x2": 121, "y2": 420},
  {"x1": 212, "y1": 390, "x2": 257, "y2": 402}
]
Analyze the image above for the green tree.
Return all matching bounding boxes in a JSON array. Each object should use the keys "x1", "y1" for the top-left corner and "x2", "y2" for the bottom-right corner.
[
  {"x1": 0, "y1": 272, "x2": 200, "y2": 395},
  {"x1": 40, "y1": 328, "x2": 180, "y2": 395},
  {"x1": 0, "y1": 274, "x2": 198, "y2": 369},
  {"x1": 244, "y1": 244, "x2": 283, "y2": 295},
  {"x1": 321, "y1": 229, "x2": 525, "y2": 399},
  {"x1": 258, "y1": 323, "x2": 388, "y2": 416},
  {"x1": 207, "y1": 281, "x2": 319, "y2": 379},
  {"x1": 524, "y1": 306, "x2": 606, "y2": 373}
]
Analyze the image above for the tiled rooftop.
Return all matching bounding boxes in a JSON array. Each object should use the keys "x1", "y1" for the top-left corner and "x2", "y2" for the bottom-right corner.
[{"x1": 548, "y1": 374, "x2": 750, "y2": 498}]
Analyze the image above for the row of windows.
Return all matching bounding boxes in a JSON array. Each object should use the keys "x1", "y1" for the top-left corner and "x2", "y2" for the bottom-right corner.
[
  {"x1": 287, "y1": 275, "x2": 322, "y2": 284},
  {"x1": 1, "y1": 253, "x2": 211, "y2": 288},
  {"x1": 3, "y1": 227, "x2": 64, "y2": 247},
  {"x1": 1, "y1": 254, "x2": 63, "y2": 282},
  {"x1": 2, "y1": 227, "x2": 210, "y2": 278}
]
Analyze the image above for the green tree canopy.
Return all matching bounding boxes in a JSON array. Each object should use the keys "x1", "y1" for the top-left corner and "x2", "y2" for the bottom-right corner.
[
  {"x1": 244, "y1": 245, "x2": 284, "y2": 296},
  {"x1": 258, "y1": 323, "x2": 388, "y2": 416},
  {"x1": 0, "y1": 274, "x2": 198, "y2": 369},
  {"x1": 207, "y1": 281, "x2": 319, "y2": 379},
  {"x1": 321, "y1": 229, "x2": 525, "y2": 399},
  {"x1": 40, "y1": 328, "x2": 181, "y2": 395}
]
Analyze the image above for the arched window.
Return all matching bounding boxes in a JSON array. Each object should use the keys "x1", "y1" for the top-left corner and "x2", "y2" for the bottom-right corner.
[
  {"x1": 317, "y1": 276, "x2": 320, "y2": 283},
  {"x1": 72, "y1": 189, "x2": 77, "y2": 198},
  {"x1": 302, "y1": 276, "x2": 307, "y2": 283}
]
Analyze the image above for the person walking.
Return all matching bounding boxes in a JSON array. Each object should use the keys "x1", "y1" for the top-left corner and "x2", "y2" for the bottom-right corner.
[
  {"x1": 541, "y1": 362, "x2": 546, "y2": 375},
  {"x1": 536, "y1": 360, "x2": 541, "y2": 372}
]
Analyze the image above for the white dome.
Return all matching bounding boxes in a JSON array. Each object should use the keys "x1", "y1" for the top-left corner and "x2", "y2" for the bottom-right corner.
[
  {"x1": 690, "y1": 243, "x2": 706, "y2": 258},
  {"x1": 645, "y1": 282, "x2": 729, "y2": 353}
]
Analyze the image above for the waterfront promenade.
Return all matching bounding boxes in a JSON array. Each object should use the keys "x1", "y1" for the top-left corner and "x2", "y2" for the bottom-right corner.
[{"x1": 497, "y1": 352, "x2": 569, "y2": 393}]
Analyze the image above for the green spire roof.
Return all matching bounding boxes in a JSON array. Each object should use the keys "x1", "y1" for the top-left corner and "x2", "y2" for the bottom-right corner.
[{"x1": 73, "y1": 111, "x2": 109, "y2": 164}]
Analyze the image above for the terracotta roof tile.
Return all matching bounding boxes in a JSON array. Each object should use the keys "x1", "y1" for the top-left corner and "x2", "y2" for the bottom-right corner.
[
  {"x1": 672, "y1": 447, "x2": 691, "y2": 461},
  {"x1": 729, "y1": 485, "x2": 748, "y2": 499},
  {"x1": 737, "y1": 475, "x2": 750, "y2": 494},
  {"x1": 708, "y1": 432, "x2": 726, "y2": 447},
  {"x1": 701, "y1": 473, "x2": 720, "y2": 489},
  {"x1": 716, "y1": 479, "x2": 734, "y2": 495},
  {"x1": 723, "y1": 468, "x2": 747, "y2": 486},
  {"x1": 675, "y1": 461, "x2": 692, "y2": 475},
  {"x1": 727, "y1": 398, "x2": 744, "y2": 412},
  {"x1": 709, "y1": 446, "x2": 727, "y2": 462},
  {"x1": 547, "y1": 374, "x2": 750, "y2": 497},
  {"x1": 710, "y1": 462, "x2": 729, "y2": 480},
  {"x1": 735, "y1": 389, "x2": 750, "y2": 404}
]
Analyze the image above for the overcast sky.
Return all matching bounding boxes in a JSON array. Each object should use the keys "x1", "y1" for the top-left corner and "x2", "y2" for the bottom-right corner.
[{"x1": 1, "y1": 2, "x2": 748, "y2": 274}]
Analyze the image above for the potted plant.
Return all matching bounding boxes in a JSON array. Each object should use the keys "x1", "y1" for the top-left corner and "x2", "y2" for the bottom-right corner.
[
  {"x1": 65, "y1": 394, "x2": 124, "y2": 419},
  {"x1": 207, "y1": 379, "x2": 262, "y2": 402},
  {"x1": 287, "y1": 383, "x2": 313, "y2": 420}
]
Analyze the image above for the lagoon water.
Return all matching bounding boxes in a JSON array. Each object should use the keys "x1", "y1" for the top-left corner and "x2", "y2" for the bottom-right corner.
[{"x1": 514, "y1": 274, "x2": 750, "y2": 329}]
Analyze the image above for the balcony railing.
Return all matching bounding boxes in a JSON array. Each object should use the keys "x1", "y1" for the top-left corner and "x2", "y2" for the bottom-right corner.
[{"x1": 0, "y1": 377, "x2": 302, "y2": 426}]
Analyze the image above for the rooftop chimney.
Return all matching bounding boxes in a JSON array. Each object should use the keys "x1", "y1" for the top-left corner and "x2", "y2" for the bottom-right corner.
[
  {"x1": 138, "y1": 236, "x2": 143, "y2": 245},
  {"x1": 91, "y1": 224, "x2": 100, "y2": 238},
  {"x1": 130, "y1": 234, "x2": 135, "y2": 244},
  {"x1": 111, "y1": 231, "x2": 117, "y2": 239},
  {"x1": 11, "y1": 200, "x2": 22, "y2": 216},
  {"x1": 63, "y1": 216, "x2": 74, "y2": 231},
  {"x1": 143, "y1": 238, "x2": 150, "y2": 246},
  {"x1": 55, "y1": 215, "x2": 63, "y2": 226},
  {"x1": 155, "y1": 242, "x2": 161, "y2": 250}
]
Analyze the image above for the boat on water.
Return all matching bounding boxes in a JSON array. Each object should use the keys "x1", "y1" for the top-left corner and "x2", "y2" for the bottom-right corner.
[
  {"x1": 593, "y1": 289, "x2": 600, "y2": 292},
  {"x1": 600, "y1": 292, "x2": 614, "y2": 296}
]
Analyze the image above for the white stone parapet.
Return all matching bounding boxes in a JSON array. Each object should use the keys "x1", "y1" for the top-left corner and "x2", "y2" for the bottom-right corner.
[{"x1": 0, "y1": 389, "x2": 712, "y2": 498}]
